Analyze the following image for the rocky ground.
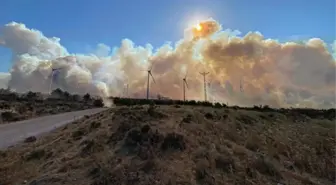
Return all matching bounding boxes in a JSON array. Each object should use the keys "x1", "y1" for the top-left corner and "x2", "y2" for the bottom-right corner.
[
  {"x1": 0, "y1": 105, "x2": 335, "y2": 185},
  {"x1": 0, "y1": 89, "x2": 104, "y2": 123}
]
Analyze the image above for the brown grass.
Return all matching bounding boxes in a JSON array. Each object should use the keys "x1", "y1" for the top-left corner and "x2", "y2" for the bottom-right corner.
[{"x1": 0, "y1": 105, "x2": 334, "y2": 185}]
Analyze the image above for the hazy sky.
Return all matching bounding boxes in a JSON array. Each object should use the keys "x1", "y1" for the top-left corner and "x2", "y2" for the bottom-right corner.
[{"x1": 0, "y1": 0, "x2": 334, "y2": 72}]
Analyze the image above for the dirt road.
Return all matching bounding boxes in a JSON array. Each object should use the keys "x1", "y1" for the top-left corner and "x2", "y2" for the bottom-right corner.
[{"x1": 0, "y1": 108, "x2": 107, "y2": 149}]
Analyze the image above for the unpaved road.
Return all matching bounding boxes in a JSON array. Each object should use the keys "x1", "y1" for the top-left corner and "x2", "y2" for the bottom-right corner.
[{"x1": 0, "y1": 108, "x2": 107, "y2": 149}]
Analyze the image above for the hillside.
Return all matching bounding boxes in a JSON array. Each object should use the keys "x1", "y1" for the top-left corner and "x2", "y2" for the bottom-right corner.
[
  {"x1": 0, "y1": 105, "x2": 335, "y2": 185},
  {"x1": 0, "y1": 89, "x2": 104, "y2": 123}
]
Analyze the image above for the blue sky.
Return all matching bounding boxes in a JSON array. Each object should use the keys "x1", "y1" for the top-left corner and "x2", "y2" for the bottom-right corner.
[{"x1": 0, "y1": 0, "x2": 335, "y2": 72}]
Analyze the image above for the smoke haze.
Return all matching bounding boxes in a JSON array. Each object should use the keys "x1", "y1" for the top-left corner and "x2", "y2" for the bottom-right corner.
[{"x1": 0, "y1": 19, "x2": 335, "y2": 108}]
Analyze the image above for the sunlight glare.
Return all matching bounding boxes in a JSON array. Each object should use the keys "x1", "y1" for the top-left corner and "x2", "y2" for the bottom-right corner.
[{"x1": 195, "y1": 23, "x2": 202, "y2": 31}]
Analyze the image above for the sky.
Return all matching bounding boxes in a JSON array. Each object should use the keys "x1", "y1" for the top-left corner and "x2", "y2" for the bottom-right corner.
[
  {"x1": 0, "y1": 0, "x2": 335, "y2": 73},
  {"x1": 0, "y1": 0, "x2": 335, "y2": 109}
]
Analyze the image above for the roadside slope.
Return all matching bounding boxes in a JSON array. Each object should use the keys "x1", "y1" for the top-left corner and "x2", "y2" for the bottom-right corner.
[{"x1": 0, "y1": 105, "x2": 334, "y2": 185}]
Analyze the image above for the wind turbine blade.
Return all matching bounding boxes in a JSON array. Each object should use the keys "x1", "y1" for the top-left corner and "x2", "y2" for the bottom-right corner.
[
  {"x1": 148, "y1": 59, "x2": 156, "y2": 71},
  {"x1": 149, "y1": 72, "x2": 156, "y2": 84},
  {"x1": 184, "y1": 80, "x2": 189, "y2": 89}
]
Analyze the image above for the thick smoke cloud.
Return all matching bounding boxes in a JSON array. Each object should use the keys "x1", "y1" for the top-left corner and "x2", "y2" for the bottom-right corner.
[
  {"x1": 0, "y1": 19, "x2": 335, "y2": 108},
  {"x1": 0, "y1": 72, "x2": 10, "y2": 89}
]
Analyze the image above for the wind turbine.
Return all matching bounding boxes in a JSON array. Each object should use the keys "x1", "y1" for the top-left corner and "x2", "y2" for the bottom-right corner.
[
  {"x1": 124, "y1": 83, "x2": 129, "y2": 98},
  {"x1": 239, "y1": 78, "x2": 244, "y2": 93},
  {"x1": 182, "y1": 70, "x2": 189, "y2": 101},
  {"x1": 142, "y1": 65, "x2": 156, "y2": 99},
  {"x1": 199, "y1": 71, "x2": 209, "y2": 101}
]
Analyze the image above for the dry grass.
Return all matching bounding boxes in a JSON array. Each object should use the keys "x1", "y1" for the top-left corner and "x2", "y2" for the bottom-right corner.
[{"x1": 0, "y1": 105, "x2": 335, "y2": 185}]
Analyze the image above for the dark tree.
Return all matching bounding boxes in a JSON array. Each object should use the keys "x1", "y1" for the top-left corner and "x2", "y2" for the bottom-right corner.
[
  {"x1": 26, "y1": 91, "x2": 37, "y2": 99},
  {"x1": 63, "y1": 91, "x2": 70, "y2": 100},
  {"x1": 72, "y1": 94, "x2": 81, "y2": 101},
  {"x1": 51, "y1": 88, "x2": 64, "y2": 97},
  {"x1": 83, "y1": 93, "x2": 91, "y2": 102},
  {"x1": 93, "y1": 99, "x2": 104, "y2": 107}
]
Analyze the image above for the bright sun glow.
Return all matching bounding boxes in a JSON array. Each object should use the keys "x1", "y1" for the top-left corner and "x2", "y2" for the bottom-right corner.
[{"x1": 195, "y1": 24, "x2": 202, "y2": 31}]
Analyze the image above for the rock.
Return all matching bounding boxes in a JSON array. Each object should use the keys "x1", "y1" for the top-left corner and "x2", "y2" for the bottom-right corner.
[{"x1": 24, "y1": 136, "x2": 37, "y2": 143}]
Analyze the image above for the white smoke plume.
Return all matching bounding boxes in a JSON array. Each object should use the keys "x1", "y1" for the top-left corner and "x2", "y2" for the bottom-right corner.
[
  {"x1": 0, "y1": 72, "x2": 10, "y2": 89},
  {"x1": 0, "y1": 19, "x2": 335, "y2": 108}
]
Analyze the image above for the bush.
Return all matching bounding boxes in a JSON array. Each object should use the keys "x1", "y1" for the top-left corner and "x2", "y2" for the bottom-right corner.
[
  {"x1": 1, "y1": 111, "x2": 21, "y2": 122},
  {"x1": 83, "y1": 93, "x2": 91, "y2": 102},
  {"x1": 112, "y1": 97, "x2": 221, "y2": 107},
  {"x1": 214, "y1": 102, "x2": 222, "y2": 108},
  {"x1": 93, "y1": 99, "x2": 104, "y2": 107},
  {"x1": 51, "y1": 88, "x2": 64, "y2": 98},
  {"x1": 17, "y1": 105, "x2": 28, "y2": 114},
  {"x1": 71, "y1": 94, "x2": 81, "y2": 101},
  {"x1": 0, "y1": 92, "x2": 18, "y2": 101},
  {"x1": 63, "y1": 91, "x2": 70, "y2": 100}
]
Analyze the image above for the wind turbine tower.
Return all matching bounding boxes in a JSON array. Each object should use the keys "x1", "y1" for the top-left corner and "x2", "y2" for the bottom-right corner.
[
  {"x1": 182, "y1": 71, "x2": 189, "y2": 101},
  {"x1": 124, "y1": 83, "x2": 129, "y2": 98},
  {"x1": 145, "y1": 67, "x2": 156, "y2": 99},
  {"x1": 199, "y1": 72, "x2": 209, "y2": 101},
  {"x1": 240, "y1": 78, "x2": 244, "y2": 93}
]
